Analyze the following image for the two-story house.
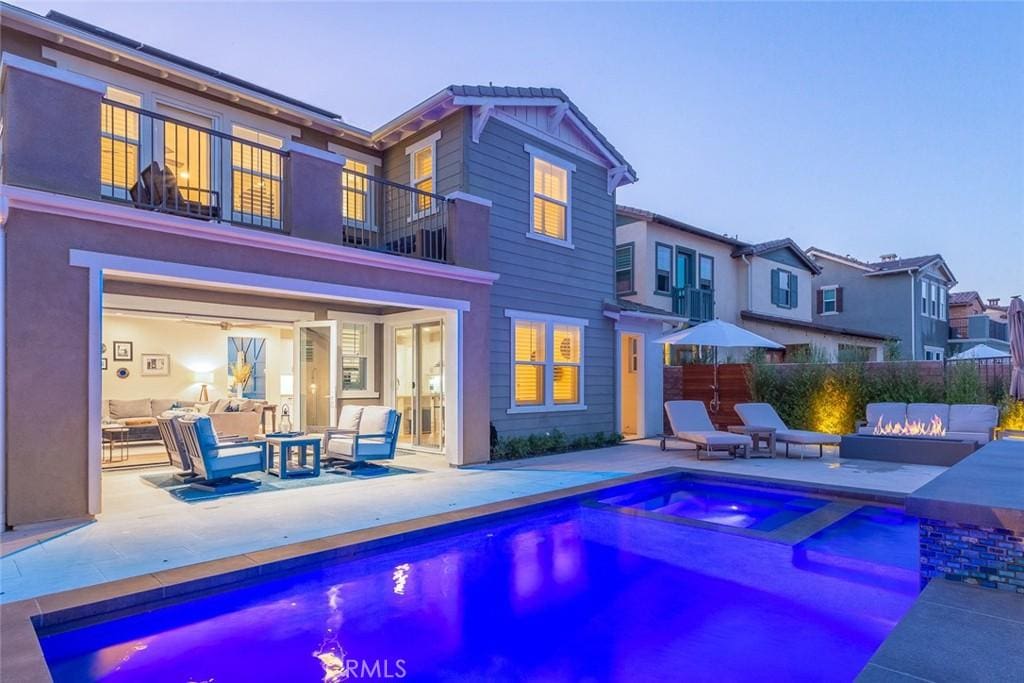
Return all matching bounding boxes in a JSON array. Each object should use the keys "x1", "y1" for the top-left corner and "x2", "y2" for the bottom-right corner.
[
  {"x1": 615, "y1": 206, "x2": 890, "y2": 364},
  {"x1": 0, "y1": 6, "x2": 636, "y2": 526},
  {"x1": 947, "y1": 291, "x2": 1011, "y2": 356},
  {"x1": 806, "y1": 248, "x2": 957, "y2": 360}
]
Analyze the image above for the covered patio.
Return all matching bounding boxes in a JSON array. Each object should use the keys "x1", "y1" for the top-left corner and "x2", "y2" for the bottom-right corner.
[{"x1": 0, "y1": 440, "x2": 946, "y2": 604}]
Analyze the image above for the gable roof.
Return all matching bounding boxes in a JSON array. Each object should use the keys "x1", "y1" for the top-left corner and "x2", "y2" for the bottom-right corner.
[
  {"x1": 807, "y1": 246, "x2": 957, "y2": 285},
  {"x1": 805, "y1": 246, "x2": 875, "y2": 272},
  {"x1": 740, "y1": 310, "x2": 893, "y2": 341},
  {"x1": 733, "y1": 238, "x2": 821, "y2": 274},
  {"x1": 616, "y1": 205, "x2": 749, "y2": 248},
  {"x1": 949, "y1": 291, "x2": 984, "y2": 308}
]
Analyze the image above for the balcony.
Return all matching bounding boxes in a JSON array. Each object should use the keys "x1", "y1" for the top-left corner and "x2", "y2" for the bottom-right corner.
[
  {"x1": 1, "y1": 60, "x2": 482, "y2": 268},
  {"x1": 672, "y1": 286, "x2": 714, "y2": 322},
  {"x1": 949, "y1": 315, "x2": 1008, "y2": 342}
]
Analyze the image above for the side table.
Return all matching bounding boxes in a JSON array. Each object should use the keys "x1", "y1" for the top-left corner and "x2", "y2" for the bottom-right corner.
[{"x1": 726, "y1": 425, "x2": 776, "y2": 458}]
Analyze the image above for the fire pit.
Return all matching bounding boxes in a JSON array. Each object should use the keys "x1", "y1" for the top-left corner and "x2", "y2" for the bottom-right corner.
[{"x1": 839, "y1": 434, "x2": 977, "y2": 466}]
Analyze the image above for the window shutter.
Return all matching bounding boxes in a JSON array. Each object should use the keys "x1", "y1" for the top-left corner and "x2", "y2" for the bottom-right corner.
[
  {"x1": 790, "y1": 274, "x2": 798, "y2": 308},
  {"x1": 770, "y1": 269, "x2": 780, "y2": 305},
  {"x1": 816, "y1": 289, "x2": 824, "y2": 314},
  {"x1": 836, "y1": 287, "x2": 844, "y2": 313}
]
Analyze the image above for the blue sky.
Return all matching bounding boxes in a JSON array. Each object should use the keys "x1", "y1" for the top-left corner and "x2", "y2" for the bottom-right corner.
[{"x1": 18, "y1": 1, "x2": 1024, "y2": 300}]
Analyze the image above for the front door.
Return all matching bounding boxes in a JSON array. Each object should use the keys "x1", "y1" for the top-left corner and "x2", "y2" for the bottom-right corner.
[
  {"x1": 394, "y1": 321, "x2": 445, "y2": 450},
  {"x1": 619, "y1": 333, "x2": 644, "y2": 439},
  {"x1": 294, "y1": 321, "x2": 338, "y2": 431}
]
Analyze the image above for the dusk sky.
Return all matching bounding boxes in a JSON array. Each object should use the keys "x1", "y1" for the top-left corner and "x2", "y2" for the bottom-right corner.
[{"x1": 17, "y1": 1, "x2": 1024, "y2": 300}]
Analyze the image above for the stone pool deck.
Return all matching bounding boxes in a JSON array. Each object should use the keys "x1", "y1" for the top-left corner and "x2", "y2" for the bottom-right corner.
[{"x1": 0, "y1": 439, "x2": 944, "y2": 604}]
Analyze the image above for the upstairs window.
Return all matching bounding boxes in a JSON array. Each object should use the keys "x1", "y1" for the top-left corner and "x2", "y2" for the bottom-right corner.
[
  {"x1": 407, "y1": 132, "x2": 440, "y2": 216},
  {"x1": 772, "y1": 269, "x2": 798, "y2": 309},
  {"x1": 939, "y1": 287, "x2": 947, "y2": 321},
  {"x1": 655, "y1": 243, "x2": 673, "y2": 294},
  {"x1": 699, "y1": 255, "x2": 715, "y2": 290},
  {"x1": 526, "y1": 145, "x2": 575, "y2": 246},
  {"x1": 819, "y1": 286, "x2": 842, "y2": 314},
  {"x1": 616, "y1": 244, "x2": 635, "y2": 294},
  {"x1": 231, "y1": 125, "x2": 284, "y2": 228},
  {"x1": 342, "y1": 159, "x2": 372, "y2": 228},
  {"x1": 100, "y1": 86, "x2": 142, "y2": 199}
]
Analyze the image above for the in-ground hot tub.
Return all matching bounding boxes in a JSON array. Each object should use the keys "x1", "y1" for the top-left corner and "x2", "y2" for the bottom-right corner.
[{"x1": 839, "y1": 434, "x2": 977, "y2": 466}]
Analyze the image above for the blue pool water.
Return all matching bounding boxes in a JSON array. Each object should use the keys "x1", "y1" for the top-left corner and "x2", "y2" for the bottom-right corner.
[
  {"x1": 40, "y1": 479, "x2": 920, "y2": 682},
  {"x1": 603, "y1": 479, "x2": 829, "y2": 531}
]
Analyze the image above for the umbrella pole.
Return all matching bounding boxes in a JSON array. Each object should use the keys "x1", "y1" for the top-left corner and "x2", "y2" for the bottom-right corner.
[{"x1": 712, "y1": 347, "x2": 720, "y2": 413}]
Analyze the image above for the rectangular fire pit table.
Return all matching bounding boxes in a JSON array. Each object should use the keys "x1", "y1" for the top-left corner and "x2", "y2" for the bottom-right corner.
[
  {"x1": 839, "y1": 434, "x2": 977, "y2": 467},
  {"x1": 265, "y1": 434, "x2": 321, "y2": 478}
]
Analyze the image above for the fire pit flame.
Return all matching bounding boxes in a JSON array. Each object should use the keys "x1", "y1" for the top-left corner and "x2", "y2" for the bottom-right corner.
[{"x1": 873, "y1": 415, "x2": 946, "y2": 437}]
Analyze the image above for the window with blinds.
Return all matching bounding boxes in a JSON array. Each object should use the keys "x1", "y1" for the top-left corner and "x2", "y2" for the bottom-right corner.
[
  {"x1": 340, "y1": 322, "x2": 369, "y2": 392},
  {"x1": 511, "y1": 317, "x2": 583, "y2": 408},
  {"x1": 342, "y1": 159, "x2": 370, "y2": 226},
  {"x1": 101, "y1": 87, "x2": 142, "y2": 199},
  {"x1": 615, "y1": 244, "x2": 634, "y2": 294},
  {"x1": 231, "y1": 125, "x2": 283, "y2": 227},
  {"x1": 531, "y1": 157, "x2": 569, "y2": 240},
  {"x1": 411, "y1": 145, "x2": 434, "y2": 214}
]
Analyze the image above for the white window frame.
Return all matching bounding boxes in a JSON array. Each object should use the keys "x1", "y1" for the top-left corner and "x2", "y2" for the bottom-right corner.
[
  {"x1": 939, "y1": 287, "x2": 947, "y2": 321},
  {"x1": 505, "y1": 309, "x2": 588, "y2": 414},
  {"x1": 921, "y1": 279, "x2": 929, "y2": 316},
  {"x1": 821, "y1": 285, "x2": 838, "y2": 315},
  {"x1": 924, "y1": 345, "x2": 944, "y2": 361},
  {"x1": 100, "y1": 85, "x2": 144, "y2": 200},
  {"x1": 524, "y1": 144, "x2": 575, "y2": 249},
  {"x1": 341, "y1": 158, "x2": 378, "y2": 232},
  {"x1": 327, "y1": 313, "x2": 378, "y2": 399},
  {"x1": 778, "y1": 269, "x2": 793, "y2": 308},
  {"x1": 406, "y1": 131, "x2": 441, "y2": 220}
]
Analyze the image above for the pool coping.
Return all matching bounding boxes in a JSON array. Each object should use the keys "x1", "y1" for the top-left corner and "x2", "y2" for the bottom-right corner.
[{"x1": 0, "y1": 467, "x2": 911, "y2": 681}]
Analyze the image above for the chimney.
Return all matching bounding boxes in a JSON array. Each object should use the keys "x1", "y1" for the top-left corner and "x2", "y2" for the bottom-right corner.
[
  {"x1": 987, "y1": 298, "x2": 1000, "y2": 307},
  {"x1": 879, "y1": 253, "x2": 898, "y2": 262}
]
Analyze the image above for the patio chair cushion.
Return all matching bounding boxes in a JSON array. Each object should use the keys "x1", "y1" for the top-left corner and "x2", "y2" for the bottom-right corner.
[
  {"x1": 734, "y1": 403, "x2": 787, "y2": 430},
  {"x1": 213, "y1": 446, "x2": 264, "y2": 468},
  {"x1": 907, "y1": 403, "x2": 950, "y2": 427},
  {"x1": 664, "y1": 400, "x2": 716, "y2": 434},
  {"x1": 337, "y1": 405, "x2": 364, "y2": 431},
  {"x1": 677, "y1": 431, "x2": 752, "y2": 448},
  {"x1": 865, "y1": 403, "x2": 908, "y2": 428},
  {"x1": 775, "y1": 429, "x2": 841, "y2": 445},
  {"x1": 948, "y1": 404, "x2": 998, "y2": 442},
  {"x1": 326, "y1": 436, "x2": 390, "y2": 458},
  {"x1": 359, "y1": 406, "x2": 392, "y2": 435},
  {"x1": 188, "y1": 415, "x2": 220, "y2": 451}
]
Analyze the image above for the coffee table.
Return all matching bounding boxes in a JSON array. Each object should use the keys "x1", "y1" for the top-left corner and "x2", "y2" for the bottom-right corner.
[
  {"x1": 727, "y1": 425, "x2": 776, "y2": 458},
  {"x1": 265, "y1": 435, "x2": 321, "y2": 478},
  {"x1": 102, "y1": 426, "x2": 130, "y2": 463}
]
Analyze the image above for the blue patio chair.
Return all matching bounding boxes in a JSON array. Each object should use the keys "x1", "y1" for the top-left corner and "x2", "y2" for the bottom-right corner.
[
  {"x1": 178, "y1": 414, "x2": 266, "y2": 492},
  {"x1": 323, "y1": 406, "x2": 402, "y2": 466}
]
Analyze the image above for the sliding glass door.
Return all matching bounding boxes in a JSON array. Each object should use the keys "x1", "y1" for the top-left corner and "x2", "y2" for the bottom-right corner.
[
  {"x1": 394, "y1": 321, "x2": 445, "y2": 450},
  {"x1": 294, "y1": 321, "x2": 338, "y2": 431}
]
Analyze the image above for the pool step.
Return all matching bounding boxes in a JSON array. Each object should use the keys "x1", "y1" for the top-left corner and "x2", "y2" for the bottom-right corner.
[{"x1": 769, "y1": 501, "x2": 863, "y2": 545}]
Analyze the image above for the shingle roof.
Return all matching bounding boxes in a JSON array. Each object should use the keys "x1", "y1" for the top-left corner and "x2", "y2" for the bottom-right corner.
[
  {"x1": 616, "y1": 205, "x2": 749, "y2": 248},
  {"x1": 607, "y1": 298, "x2": 687, "y2": 320},
  {"x1": 740, "y1": 311, "x2": 893, "y2": 341},
  {"x1": 865, "y1": 254, "x2": 942, "y2": 272},
  {"x1": 949, "y1": 291, "x2": 982, "y2": 306},
  {"x1": 451, "y1": 85, "x2": 635, "y2": 179},
  {"x1": 733, "y1": 238, "x2": 821, "y2": 274}
]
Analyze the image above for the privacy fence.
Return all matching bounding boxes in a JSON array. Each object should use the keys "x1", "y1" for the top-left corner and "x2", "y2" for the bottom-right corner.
[{"x1": 664, "y1": 358, "x2": 1015, "y2": 434}]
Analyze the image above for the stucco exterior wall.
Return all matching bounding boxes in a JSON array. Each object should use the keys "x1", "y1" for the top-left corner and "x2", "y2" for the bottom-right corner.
[
  {"x1": 3, "y1": 208, "x2": 493, "y2": 526},
  {"x1": 741, "y1": 320, "x2": 886, "y2": 362},
  {"x1": 747, "y1": 255, "x2": 813, "y2": 322}
]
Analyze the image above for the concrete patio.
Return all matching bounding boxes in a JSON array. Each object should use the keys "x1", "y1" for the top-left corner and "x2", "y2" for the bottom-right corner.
[{"x1": 0, "y1": 440, "x2": 946, "y2": 604}]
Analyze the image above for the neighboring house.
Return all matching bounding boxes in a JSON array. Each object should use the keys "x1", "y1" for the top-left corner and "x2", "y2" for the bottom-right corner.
[
  {"x1": 615, "y1": 207, "x2": 890, "y2": 362},
  {"x1": 947, "y1": 291, "x2": 1010, "y2": 356},
  {"x1": 0, "y1": 6, "x2": 637, "y2": 526},
  {"x1": 806, "y1": 248, "x2": 957, "y2": 360}
]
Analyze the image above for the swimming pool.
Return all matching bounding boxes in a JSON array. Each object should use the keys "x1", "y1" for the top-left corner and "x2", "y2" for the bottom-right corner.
[{"x1": 39, "y1": 476, "x2": 920, "y2": 682}]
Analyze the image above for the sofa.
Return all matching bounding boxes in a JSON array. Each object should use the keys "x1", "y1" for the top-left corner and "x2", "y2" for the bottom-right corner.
[
  {"x1": 103, "y1": 397, "x2": 265, "y2": 441},
  {"x1": 856, "y1": 402, "x2": 999, "y2": 445}
]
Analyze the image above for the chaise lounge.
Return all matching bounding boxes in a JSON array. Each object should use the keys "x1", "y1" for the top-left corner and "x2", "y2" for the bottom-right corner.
[
  {"x1": 734, "y1": 402, "x2": 841, "y2": 459},
  {"x1": 323, "y1": 405, "x2": 402, "y2": 466},
  {"x1": 663, "y1": 400, "x2": 751, "y2": 459},
  {"x1": 178, "y1": 414, "x2": 267, "y2": 492}
]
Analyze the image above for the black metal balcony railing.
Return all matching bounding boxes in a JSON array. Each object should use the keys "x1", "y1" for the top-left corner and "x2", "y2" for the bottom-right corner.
[
  {"x1": 672, "y1": 286, "x2": 714, "y2": 322},
  {"x1": 340, "y1": 168, "x2": 448, "y2": 263},
  {"x1": 101, "y1": 100, "x2": 286, "y2": 229}
]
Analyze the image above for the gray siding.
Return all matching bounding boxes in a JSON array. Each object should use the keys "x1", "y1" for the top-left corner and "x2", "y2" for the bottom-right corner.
[
  {"x1": 917, "y1": 275, "x2": 951, "y2": 357},
  {"x1": 381, "y1": 112, "x2": 466, "y2": 196},
  {"x1": 466, "y1": 118, "x2": 617, "y2": 438}
]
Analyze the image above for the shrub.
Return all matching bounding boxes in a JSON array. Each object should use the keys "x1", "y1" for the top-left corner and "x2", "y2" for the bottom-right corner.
[
  {"x1": 490, "y1": 428, "x2": 623, "y2": 461},
  {"x1": 945, "y1": 362, "x2": 986, "y2": 405},
  {"x1": 1000, "y1": 397, "x2": 1024, "y2": 431}
]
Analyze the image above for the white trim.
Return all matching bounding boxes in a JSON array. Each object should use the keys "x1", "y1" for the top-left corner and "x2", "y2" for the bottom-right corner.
[
  {"x1": 909, "y1": 273, "x2": 917, "y2": 360},
  {"x1": 548, "y1": 102, "x2": 570, "y2": 133},
  {"x1": 87, "y1": 267, "x2": 103, "y2": 516},
  {"x1": 445, "y1": 191, "x2": 492, "y2": 208},
  {"x1": 525, "y1": 145, "x2": 574, "y2": 247},
  {"x1": 492, "y1": 110, "x2": 608, "y2": 169},
  {"x1": 618, "y1": 309, "x2": 686, "y2": 323},
  {"x1": 618, "y1": 331, "x2": 645, "y2": 439},
  {"x1": 0, "y1": 228, "x2": 5, "y2": 528},
  {"x1": 69, "y1": 250, "x2": 474, "y2": 312},
  {"x1": 923, "y1": 345, "x2": 945, "y2": 361},
  {"x1": 407, "y1": 132, "x2": 442, "y2": 220},
  {"x1": 504, "y1": 309, "x2": 587, "y2": 413},
  {"x1": 4, "y1": 185, "x2": 499, "y2": 285},
  {"x1": 284, "y1": 141, "x2": 345, "y2": 166},
  {"x1": 456, "y1": 309, "x2": 465, "y2": 466},
  {"x1": 820, "y1": 284, "x2": 839, "y2": 315},
  {"x1": 452, "y1": 95, "x2": 565, "y2": 108},
  {"x1": 471, "y1": 104, "x2": 494, "y2": 143},
  {"x1": 327, "y1": 143, "x2": 382, "y2": 168},
  {"x1": 326, "y1": 311, "x2": 379, "y2": 396},
  {"x1": 404, "y1": 131, "x2": 442, "y2": 156},
  {"x1": 0, "y1": 51, "x2": 106, "y2": 94},
  {"x1": 805, "y1": 248, "x2": 874, "y2": 273}
]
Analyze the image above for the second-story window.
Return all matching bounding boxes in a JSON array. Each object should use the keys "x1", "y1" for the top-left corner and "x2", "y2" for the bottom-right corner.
[
  {"x1": 407, "y1": 132, "x2": 441, "y2": 217},
  {"x1": 342, "y1": 159, "x2": 372, "y2": 228},
  {"x1": 525, "y1": 145, "x2": 574, "y2": 246},
  {"x1": 231, "y1": 125, "x2": 284, "y2": 228},
  {"x1": 100, "y1": 87, "x2": 142, "y2": 200},
  {"x1": 939, "y1": 287, "x2": 947, "y2": 321},
  {"x1": 699, "y1": 255, "x2": 714, "y2": 290},
  {"x1": 772, "y1": 269, "x2": 798, "y2": 309},
  {"x1": 655, "y1": 243, "x2": 672, "y2": 294},
  {"x1": 616, "y1": 244, "x2": 635, "y2": 294}
]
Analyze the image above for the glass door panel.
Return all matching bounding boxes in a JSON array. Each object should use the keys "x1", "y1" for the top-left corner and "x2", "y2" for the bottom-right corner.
[
  {"x1": 295, "y1": 321, "x2": 337, "y2": 431},
  {"x1": 395, "y1": 326, "x2": 416, "y2": 446},
  {"x1": 417, "y1": 322, "x2": 444, "y2": 450}
]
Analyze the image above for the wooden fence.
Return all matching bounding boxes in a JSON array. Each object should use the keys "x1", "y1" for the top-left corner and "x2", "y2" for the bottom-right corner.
[{"x1": 663, "y1": 358, "x2": 1013, "y2": 432}]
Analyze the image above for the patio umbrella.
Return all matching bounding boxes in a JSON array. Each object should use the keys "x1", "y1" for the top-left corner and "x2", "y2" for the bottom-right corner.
[
  {"x1": 1010, "y1": 296, "x2": 1024, "y2": 400},
  {"x1": 655, "y1": 320, "x2": 783, "y2": 412},
  {"x1": 950, "y1": 344, "x2": 1011, "y2": 360}
]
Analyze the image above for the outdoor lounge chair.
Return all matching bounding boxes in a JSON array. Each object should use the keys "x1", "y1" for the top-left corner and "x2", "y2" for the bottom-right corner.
[
  {"x1": 177, "y1": 415, "x2": 266, "y2": 492},
  {"x1": 734, "y1": 402, "x2": 840, "y2": 459},
  {"x1": 156, "y1": 412, "x2": 197, "y2": 481},
  {"x1": 663, "y1": 400, "x2": 751, "y2": 459},
  {"x1": 323, "y1": 405, "x2": 402, "y2": 466}
]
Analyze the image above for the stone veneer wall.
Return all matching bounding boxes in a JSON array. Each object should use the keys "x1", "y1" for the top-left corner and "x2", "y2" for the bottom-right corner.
[{"x1": 920, "y1": 518, "x2": 1024, "y2": 593}]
